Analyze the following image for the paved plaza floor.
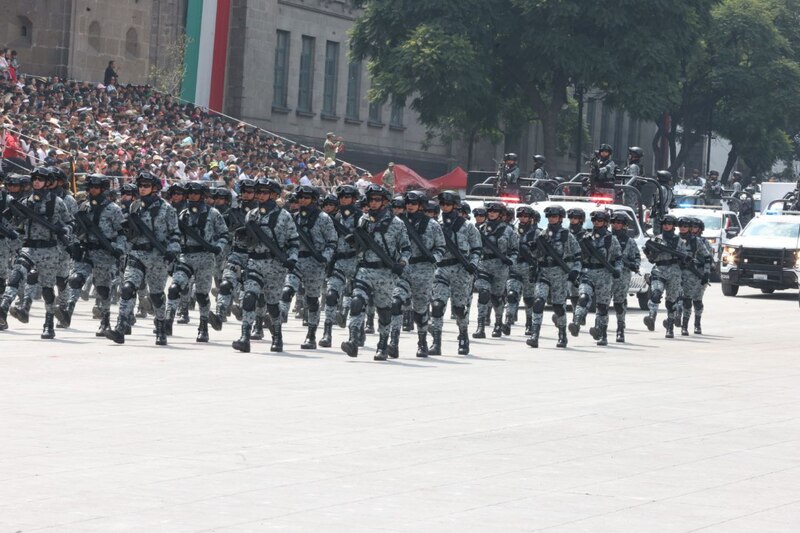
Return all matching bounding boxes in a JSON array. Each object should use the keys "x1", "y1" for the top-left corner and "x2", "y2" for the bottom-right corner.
[{"x1": 1, "y1": 286, "x2": 799, "y2": 532}]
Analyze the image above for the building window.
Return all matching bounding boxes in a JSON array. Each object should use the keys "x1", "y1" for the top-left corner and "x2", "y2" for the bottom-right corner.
[
  {"x1": 322, "y1": 41, "x2": 340, "y2": 116},
  {"x1": 273, "y1": 30, "x2": 290, "y2": 109},
  {"x1": 345, "y1": 62, "x2": 361, "y2": 119},
  {"x1": 17, "y1": 16, "x2": 32, "y2": 46},
  {"x1": 125, "y1": 28, "x2": 139, "y2": 59},
  {"x1": 297, "y1": 35, "x2": 315, "y2": 113},
  {"x1": 368, "y1": 101, "x2": 382, "y2": 123},
  {"x1": 88, "y1": 21, "x2": 101, "y2": 52},
  {"x1": 390, "y1": 100, "x2": 404, "y2": 128}
]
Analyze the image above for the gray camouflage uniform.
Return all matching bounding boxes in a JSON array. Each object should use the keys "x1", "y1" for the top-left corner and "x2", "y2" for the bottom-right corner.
[
  {"x1": 611, "y1": 228, "x2": 640, "y2": 332},
  {"x1": 677, "y1": 233, "x2": 711, "y2": 330},
  {"x1": 505, "y1": 223, "x2": 539, "y2": 331},
  {"x1": 644, "y1": 231, "x2": 688, "y2": 331},
  {"x1": 531, "y1": 226, "x2": 581, "y2": 330},
  {"x1": 571, "y1": 229, "x2": 622, "y2": 338},
  {"x1": 475, "y1": 220, "x2": 518, "y2": 333}
]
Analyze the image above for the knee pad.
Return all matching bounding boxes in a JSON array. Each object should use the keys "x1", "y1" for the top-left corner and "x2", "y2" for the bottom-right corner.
[
  {"x1": 553, "y1": 304, "x2": 566, "y2": 317},
  {"x1": 96, "y1": 286, "x2": 110, "y2": 301},
  {"x1": 325, "y1": 289, "x2": 339, "y2": 308},
  {"x1": 120, "y1": 281, "x2": 137, "y2": 300},
  {"x1": 391, "y1": 297, "x2": 404, "y2": 316},
  {"x1": 67, "y1": 273, "x2": 86, "y2": 290},
  {"x1": 280, "y1": 286, "x2": 295, "y2": 304},
  {"x1": 149, "y1": 292, "x2": 165, "y2": 309},
  {"x1": 452, "y1": 305, "x2": 466, "y2": 319},
  {"x1": 665, "y1": 300, "x2": 675, "y2": 312},
  {"x1": 682, "y1": 297, "x2": 692, "y2": 309},
  {"x1": 414, "y1": 311, "x2": 427, "y2": 326},
  {"x1": 56, "y1": 277, "x2": 67, "y2": 291},
  {"x1": 219, "y1": 280, "x2": 233, "y2": 296},
  {"x1": 597, "y1": 304, "x2": 608, "y2": 316},
  {"x1": 7, "y1": 269, "x2": 23, "y2": 288},
  {"x1": 613, "y1": 302, "x2": 625, "y2": 315},
  {"x1": 693, "y1": 300, "x2": 704, "y2": 312},
  {"x1": 195, "y1": 293, "x2": 210, "y2": 307},
  {"x1": 431, "y1": 299, "x2": 446, "y2": 318},
  {"x1": 477, "y1": 290, "x2": 490, "y2": 305},
  {"x1": 523, "y1": 296, "x2": 535, "y2": 308},
  {"x1": 578, "y1": 294, "x2": 591, "y2": 308},
  {"x1": 41, "y1": 287, "x2": 55, "y2": 304},
  {"x1": 26, "y1": 269, "x2": 39, "y2": 285},
  {"x1": 267, "y1": 303, "x2": 280, "y2": 317},
  {"x1": 14, "y1": 253, "x2": 34, "y2": 272},
  {"x1": 650, "y1": 289, "x2": 663, "y2": 304},
  {"x1": 242, "y1": 291, "x2": 258, "y2": 312},
  {"x1": 167, "y1": 283, "x2": 181, "y2": 300},
  {"x1": 350, "y1": 295, "x2": 365, "y2": 316},
  {"x1": 306, "y1": 296, "x2": 319, "y2": 312},
  {"x1": 532, "y1": 298, "x2": 546, "y2": 314},
  {"x1": 506, "y1": 291, "x2": 519, "y2": 305},
  {"x1": 377, "y1": 307, "x2": 392, "y2": 326}
]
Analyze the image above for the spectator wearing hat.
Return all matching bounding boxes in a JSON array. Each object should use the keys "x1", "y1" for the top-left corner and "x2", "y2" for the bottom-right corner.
[
  {"x1": 324, "y1": 132, "x2": 343, "y2": 162},
  {"x1": 383, "y1": 162, "x2": 395, "y2": 193}
]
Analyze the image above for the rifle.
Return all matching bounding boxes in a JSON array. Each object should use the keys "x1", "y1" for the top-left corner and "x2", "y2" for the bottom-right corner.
[
  {"x1": 579, "y1": 235, "x2": 617, "y2": 275},
  {"x1": 74, "y1": 209, "x2": 120, "y2": 257},
  {"x1": 245, "y1": 220, "x2": 288, "y2": 264},
  {"x1": 441, "y1": 225, "x2": 472, "y2": 271},
  {"x1": 402, "y1": 217, "x2": 436, "y2": 263},
  {"x1": 7, "y1": 198, "x2": 69, "y2": 245},
  {"x1": 535, "y1": 234, "x2": 578, "y2": 286},
  {"x1": 480, "y1": 228, "x2": 508, "y2": 262},
  {"x1": 127, "y1": 208, "x2": 168, "y2": 255},
  {"x1": 622, "y1": 259, "x2": 640, "y2": 273},
  {"x1": 331, "y1": 216, "x2": 353, "y2": 238},
  {"x1": 494, "y1": 160, "x2": 508, "y2": 196},
  {"x1": 645, "y1": 239, "x2": 703, "y2": 279},
  {"x1": 352, "y1": 223, "x2": 395, "y2": 269},
  {"x1": 178, "y1": 217, "x2": 218, "y2": 254},
  {"x1": 294, "y1": 223, "x2": 327, "y2": 263}
]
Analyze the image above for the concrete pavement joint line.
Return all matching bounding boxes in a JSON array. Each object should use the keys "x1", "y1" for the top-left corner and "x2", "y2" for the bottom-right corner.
[{"x1": 684, "y1": 495, "x2": 800, "y2": 532}]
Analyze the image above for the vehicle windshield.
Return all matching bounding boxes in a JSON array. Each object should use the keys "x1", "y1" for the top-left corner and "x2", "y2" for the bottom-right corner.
[
  {"x1": 741, "y1": 218, "x2": 800, "y2": 239},
  {"x1": 694, "y1": 213, "x2": 722, "y2": 231}
]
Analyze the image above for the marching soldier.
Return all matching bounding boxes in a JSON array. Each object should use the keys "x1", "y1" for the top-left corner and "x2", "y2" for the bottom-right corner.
[
  {"x1": 643, "y1": 214, "x2": 687, "y2": 338},
  {"x1": 566, "y1": 208, "x2": 587, "y2": 323},
  {"x1": 609, "y1": 211, "x2": 640, "y2": 342},
  {"x1": 678, "y1": 217, "x2": 711, "y2": 335},
  {"x1": 0, "y1": 173, "x2": 21, "y2": 330},
  {"x1": 106, "y1": 171, "x2": 181, "y2": 346},
  {"x1": 625, "y1": 147, "x2": 644, "y2": 177},
  {"x1": 503, "y1": 206, "x2": 540, "y2": 336}
]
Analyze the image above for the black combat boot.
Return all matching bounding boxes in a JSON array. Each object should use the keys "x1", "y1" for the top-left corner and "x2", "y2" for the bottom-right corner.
[
  {"x1": 472, "y1": 316, "x2": 486, "y2": 339},
  {"x1": 526, "y1": 324, "x2": 541, "y2": 348},
  {"x1": 92, "y1": 305, "x2": 102, "y2": 319},
  {"x1": 589, "y1": 326, "x2": 600, "y2": 340},
  {"x1": 155, "y1": 319, "x2": 168, "y2": 346},
  {"x1": 105, "y1": 314, "x2": 127, "y2": 344},
  {"x1": 341, "y1": 325, "x2": 360, "y2": 357},
  {"x1": 524, "y1": 315, "x2": 533, "y2": 336},
  {"x1": 9, "y1": 297, "x2": 31, "y2": 324},
  {"x1": 556, "y1": 326, "x2": 568, "y2": 348},
  {"x1": 164, "y1": 314, "x2": 174, "y2": 336},
  {"x1": 319, "y1": 320, "x2": 333, "y2": 347},
  {"x1": 196, "y1": 318, "x2": 209, "y2": 343},
  {"x1": 616, "y1": 323, "x2": 625, "y2": 343},
  {"x1": 457, "y1": 327, "x2": 470, "y2": 355},
  {"x1": 96, "y1": 311, "x2": 111, "y2": 337},
  {"x1": 358, "y1": 323, "x2": 366, "y2": 347},
  {"x1": 176, "y1": 306, "x2": 190, "y2": 324},
  {"x1": 643, "y1": 311, "x2": 656, "y2": 331},
  {"x1": 681, "y1": 315, "x2": 690, "y2": 336},
  {"x1": 429, "y1": 329, "x2": 442, "y2": 355},
  {"x1": 665, "y1": 317, "x2": 675, "y2": 339},
  {"x1": 301, "y1": 326, "x2": 317, "y2": 350},
  {"x1": 41, "y1": 313, "x2": 55, "y2": 339},
  {"x1": 501, "y1": 315, "x2": 512, "y2": 336},
  {"x1": 694, "y1": 315, "x2": 702, "y2": 335},
  {"x1": 0, "y1": 303, "x2": 8, "y2": 329},
  {"x1": 231, "y1": 301, "x2": 243, "y2": 321},
  {"x1": 271, "y1": 320, "x2": 284, "y2": 352},
  {"x1": 374, "y1": 332, "x2": 389, "y2": 361},
  {"x1": 387, "y1": 329, "x2": 400, "y2": 358},
  {"x1": 55, "y1": 301, "x2": 75, "y2": 328},
  {"x1": 336, "y1": 308, "x2": 347, "y2": 328},
  {"x1": 208, "y1": 306, "x2": 223, "y2": 331},
  {"x1": 232, "y1": 323, "x2": 251, "y2": 353},
  {"x1": 251, "y1": 317, "x2": 264, "y2": 340},
  {"x1": 402, "y1": 310, "x2": 414, "y2": 332},
  {"x1": 416, "y1": 330, "x2": 429, "y2": 358},
  {"x1": 597, "y1": 326, "x2": 608, "y2": 346},
  {"x1": 568, "y1": 320, "x2": 580, "y2": 337},
  {"x1": 365, "y1": 314, "x2": 375, "y2": 334}
]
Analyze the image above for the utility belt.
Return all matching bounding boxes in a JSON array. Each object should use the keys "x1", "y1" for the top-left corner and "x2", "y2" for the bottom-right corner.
[
  {"x1": 132, "y1": 243, "x2": 156, "y2": 252},
  {"x1": 232, "y1": 245, "x2": 249, "y2": 254},
  {"x1": 656, "y1": 259, "x2": 679, "y2": 267},
  {"x1": 437, "y1": 258, "x2": 461, "y2": 268},
  {"x1": 482, "y1": 253, "x2": 499, "y2": 260},
  {"x1": 584, "y1": 264, "x2": 607, "y2": 270},
  {"x1": 360, "y1": 261, "x2": 390, "y2": 270},
  {"x1": 334, "y1": 251, "x2": 357, "y2": 260},
  {"x1": 249, "y1": 252, "x2": 279, "y2": 261},
  {"x1": 409, "y1": 256, "x2": 433, "y2": 265},
  {"x1": 298, "y1": 251, "x2": 317, "y2": 258},
  {"x1": 183, "y1": 246, "x2": 210, "y2": 254},
  {"x1": 24, "y1": 239, "x2": 57, "y2": 249}
]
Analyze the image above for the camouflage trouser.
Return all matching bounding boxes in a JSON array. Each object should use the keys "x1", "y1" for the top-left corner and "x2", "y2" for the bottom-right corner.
[
  {"x1": 282, "y1": 257, "x2": 326, "y2": 328},
  {"x1": 475, "y1": 259, "x2": 509, "y2": 325},
  {"x1": 678, "y1": 269, "x2": 706, "y2": 323},
  {"x1": 0, "y1": 240, "x2": 11, "y2": 286},
  {"x1": 215, "y1": 251, "x2": 247, "y2": 315},
  {"x1": 611, "y1": 269, "x2": 632, "y2": 327},
  {"x1": 118, "y1": 250, "x2": 170, "y2": 321},
  {"x1": 391, "y1": 262, "x2": 435, "y2": 334},
  {"x1": 168, "y1": 252, "x2": 216, "y2": 319},
  {"x1": 1, "y1": 245, "x2": 62, "y2": 314},
  {"x1": 242, "y1": 258, "x2": 287, "y2": 329},
  {"x1": 67, "y1": 250, "x2": 117, "y2": 312},
  {"x1": 214, "y1": 244, "x2": 231, "y2": 286},
  {"x1": 648, "y1": 264, "x2": 683, "y2": 320},
  {"x1": 532, "y1": 267, "x2": 570, "y2": 328},
  {"x1": 505, "y1": 263, "x2": 535, "y2": 324},
  {"x1": 323, "y1": 258, "x2": 357, "y2": 325},
  {"x1": 431, "y1": 264, "x2": 473, "y2": 334},
  {"x1": 56, "y1": 246, "x2": 71, "y2": 307},
  {"x1": 574, "y1": 269, "x2": 614, "y2": 330},
  {"x1": 348, "y1": 267, "x2": 395, "y2": 336}
]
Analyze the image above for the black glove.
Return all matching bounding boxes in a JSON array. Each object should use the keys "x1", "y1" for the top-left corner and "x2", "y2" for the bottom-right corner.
[
  {"x1": 111, "y1": 247, "x2": 124, "y2": 259},
  {"x1": 284, "y1": 258, "x2": 297, "y2": 271},
  {"x1": 391, "y1": 262, "x2": 405, "y2": 276},
  {"x1": 211, "y1": 245, "x2": 222, "y2": 255},
  {"x1": 568, "y1": 270, "x2": 580, "y2": 283},
  {"x1": 67, "y1": 242, "x2": 83, "y2": 260},
  {"x1": 465, "y1": 263, "x2": 477, "y2": 275},
  {"x1": 502, "y1": 257, "x2": 513, "y2": 266},
  {"x1": 8, "y1": 229, "x2": 18, "y2": 240},
  {"x1": 612, "y1": 269, "x2": 621, "y2": 279},
  {"x1": 701, "y1": 274, "x2": 709, "y2": 285},
  {"x1": 56, "y1": 225, "x2": 69, "y2": 237},
  {"x1": 164, "y1": 251, "x2": 177, "y2": 263}
]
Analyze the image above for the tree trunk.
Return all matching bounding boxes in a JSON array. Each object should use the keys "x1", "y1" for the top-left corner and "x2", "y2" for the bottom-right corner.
[
  {"x1": 540, "y1": 103, "x2": 560, "y2": 177},
  {"x1": 651, "y1": 120, "x2": 665, "y2": 171},
  {"x1": 670, "y1": 130, "x2": 702, "y2": 175},
  {"x1": 466, "y1": 128, "x2": 477, "y2": 171},
  {"x1": 721, "y1": 146, "x2": 738, "y2": 185},
  {"x1": 531, "y1": 81, "x2": 567, "y2": 176}
]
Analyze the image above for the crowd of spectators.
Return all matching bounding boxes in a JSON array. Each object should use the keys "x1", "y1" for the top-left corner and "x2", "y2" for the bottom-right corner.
[{"x1": 1, "y1": 73, "x2": 372, "y2": 200}]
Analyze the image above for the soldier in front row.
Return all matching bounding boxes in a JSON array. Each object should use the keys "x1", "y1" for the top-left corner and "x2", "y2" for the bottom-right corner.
[
  {"x1": 609, "y1": 211, "x2": 640, "y2": 343},
  {"x1": 677, "y1": 217, "x2": 711, "y2": 336},
  {"x1": 503, "y1": 206, "x2": 540, "y2": 336},
  {"x1": 643, "y1": 214, "x2": 687, "y2": 338}
]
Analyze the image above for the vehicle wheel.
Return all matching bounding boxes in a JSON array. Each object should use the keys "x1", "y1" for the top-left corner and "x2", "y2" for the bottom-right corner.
[
  {"x1": 721, "y1": 282, "x2": 739, "y2": 297},
  {"x1": 637, "y1": 291, "x2": 650, "y2": 310},
  {"x1": 760, "y1": 288, "x2": 775, "y2": 294}
]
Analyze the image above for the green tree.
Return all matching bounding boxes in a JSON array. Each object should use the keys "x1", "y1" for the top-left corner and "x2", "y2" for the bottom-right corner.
[{"x1": 350, "y1": 0, "x2": 714, "y2": 170}]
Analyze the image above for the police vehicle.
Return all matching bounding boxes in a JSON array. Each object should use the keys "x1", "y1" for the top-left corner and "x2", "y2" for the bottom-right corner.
[{"x1": 719, "y1": 207, "x2": 800, "y2": 304}]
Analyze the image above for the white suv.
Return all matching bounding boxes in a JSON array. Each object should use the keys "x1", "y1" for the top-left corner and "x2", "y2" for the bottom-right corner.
[{"x1": 670, "y1": 206, "x2": 741, "y2": 280}]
